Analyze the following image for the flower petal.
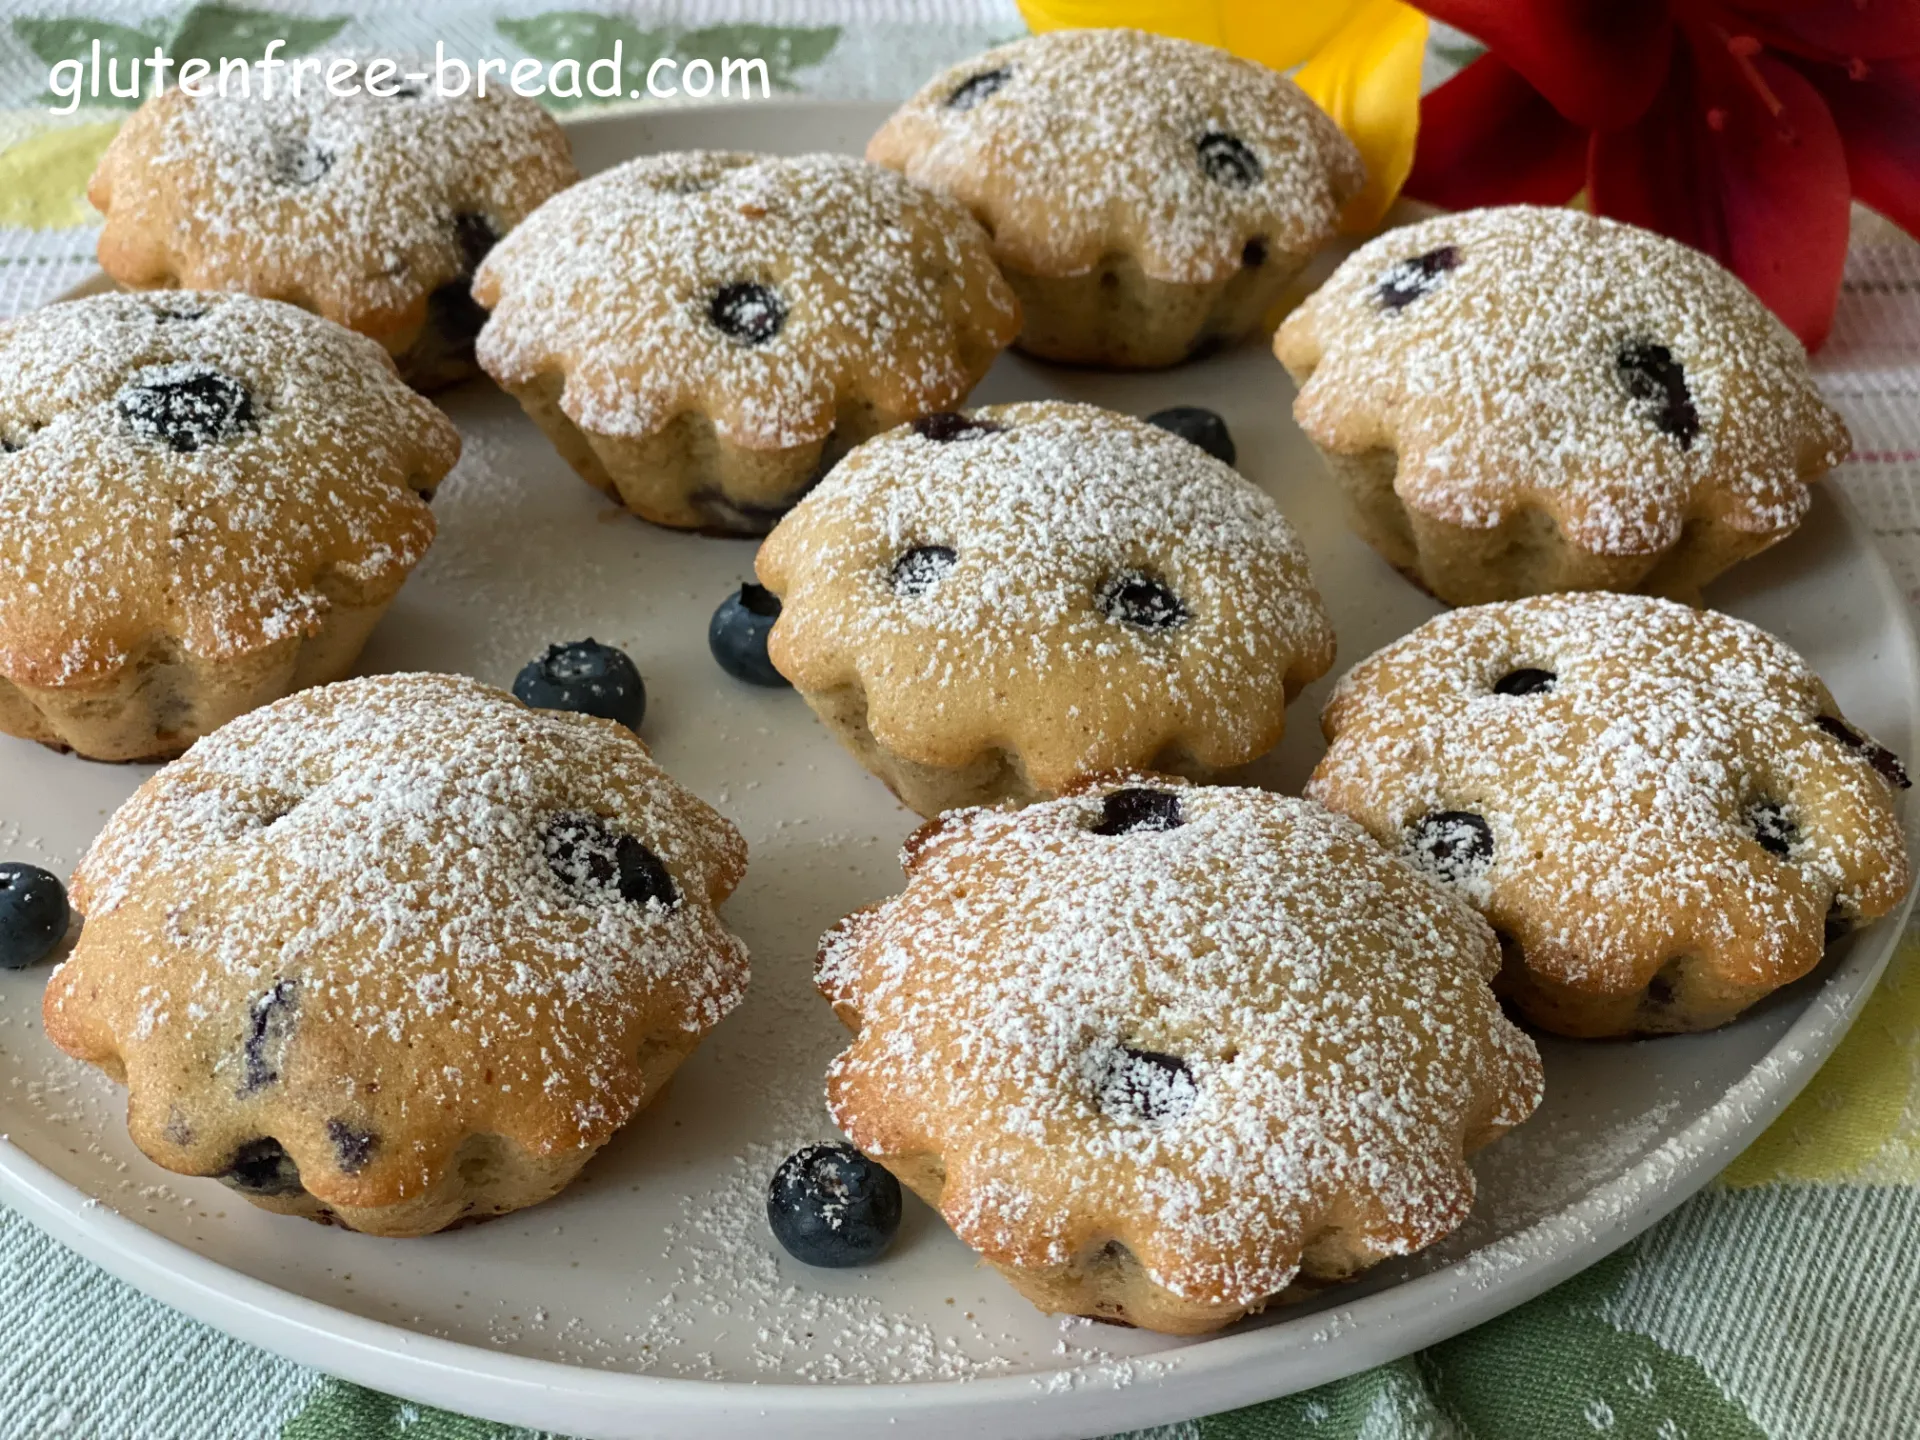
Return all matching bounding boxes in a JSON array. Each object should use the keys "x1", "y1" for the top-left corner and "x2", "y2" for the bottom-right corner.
[
  {"x1": 1405, "y1": 54, "x2": 1588, "y2": 210},
  {"x1": 1419, "y1": 0, "x2": 1674, "y2": 128},
  {"x1": 1722, "y1": 0, "x2": 1920, "y2": 64},
  {"x1": 1223, "y1": 0, "x2": 1374, "y2": 70},
  {"x1": 1800, "y1": 54, "x2": 1920, "y2": 236},
  {"x1": 1588, "y1": 32, "x2": 1852, "y2": 349},
  {"x1": 1013, "y1": 0, "x2": 1363, "y2": 71},
  {"x1": 1295, "y1": 0, "x2": 1429, "y2": 231}
]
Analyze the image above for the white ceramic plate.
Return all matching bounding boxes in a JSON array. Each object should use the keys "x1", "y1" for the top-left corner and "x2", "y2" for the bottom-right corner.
[{"x1": 1, "y1": 102, "x2": 1914, "y2": 1440}]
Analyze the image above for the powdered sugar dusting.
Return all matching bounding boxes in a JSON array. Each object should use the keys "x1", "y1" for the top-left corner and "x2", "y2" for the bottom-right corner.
[
  {"x1": 868, "y1": 27, "x2": 1363, "y2": 283},
  {"x1": 472, "y1": 151, "x2": 1018, "y2": 448},
  {"x1": 0, "y1": 288, "x2": 1907, "y2": 1388},
  {"x1": 91, "y1": 57, "x2": 575, "y2": 340},
  {"x1": 50, "y1": 673, "x2": 749, "y2": 1195},
  {"x1": 820, "y1": 780, "x2": 1543, "y2": 1308},
  {"x1": 1309, "y1": 593, "x2": 1911, "y2": 999},
  {"x1": 1278, "y1": 206, "x2": 1850, "y2": 553},
  {"x1": 0, "y1": 291, "x2": 455, "y2": 687},
  {"x1": 758, "y1": 401, "x2": 1337, "y2": 786}
]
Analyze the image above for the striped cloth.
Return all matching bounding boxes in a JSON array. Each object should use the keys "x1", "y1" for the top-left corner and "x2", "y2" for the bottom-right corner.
[{"x1": 2, "y1": 5, "x2": 1919, "y2": 1437}]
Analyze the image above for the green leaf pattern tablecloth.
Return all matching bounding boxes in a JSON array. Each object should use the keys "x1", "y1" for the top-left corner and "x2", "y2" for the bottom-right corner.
[{"x1": 4, "y1": 5, "x2": 1920, "y2": 1436}]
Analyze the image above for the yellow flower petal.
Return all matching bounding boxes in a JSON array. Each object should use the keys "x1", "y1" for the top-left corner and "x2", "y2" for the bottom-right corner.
[
  {"x1": 0, "y1": 120, "x2": 121, "y2": 230},
  {"x1": 1014, "y1": 0, "x2": 1363, "y2": 72},
  {"x1": 1294, "y1": 0, "x2": 1428, "y2": 233}
]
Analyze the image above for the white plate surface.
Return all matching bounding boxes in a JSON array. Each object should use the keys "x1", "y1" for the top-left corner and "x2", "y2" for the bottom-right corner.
[{"x1": 1, "y1": 102, "x2": 1915, "y2": 1440}]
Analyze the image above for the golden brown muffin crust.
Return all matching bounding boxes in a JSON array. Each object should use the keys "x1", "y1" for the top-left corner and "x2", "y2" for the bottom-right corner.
[
  {"x1": 1275, "y1": 206, "x2": 1850, "y2": 605},
  {"x1": 44, "y1": 674, "x2": 751, "y2": 1235},
  {"x1": 0, "y1": 291, "x2": 457, "y2": 760},
  {"x1": 755, "y1": 401, "x2": 1336, "y2": 815},
  {"x1": 1308, "y1": 593, "x2": 1911, "y2": 1036},
  {"x1": 819, "y1": 774, "x2": 1541, "y2": 1332},
  {"x1": 90, "y1": 59, "x2": 576, "y2": 365}
]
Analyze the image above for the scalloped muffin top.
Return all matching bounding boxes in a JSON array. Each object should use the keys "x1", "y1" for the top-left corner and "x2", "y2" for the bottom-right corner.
[
  {"x1": 819, "y1": 776, "x2": 1542, "y2": 1306},
  {"x1": 0, "y1": 291, "x2": 457, "y2": 690},
  {"x1": 755, "y1": 401, "x2": 1336, "y2": 787},
  {"x1": 1308, "y1": 593, "x2": 1911, "y2": 998},
  {"x1": 46, "y1": 673, "x2": 750, "y2": 1210},
  {"x1": 471, "y1": 151, "x2": 1020, "y2": 452},
  {"x1": 1275, "y1": 206, "x2": 1850, "y2": 556},
  {"x1": 89, "y1": 58, "x2": 577, "y2": 343},
  {"x1": 867, "y1": 27, "x2": 1364, "y2": 284}
]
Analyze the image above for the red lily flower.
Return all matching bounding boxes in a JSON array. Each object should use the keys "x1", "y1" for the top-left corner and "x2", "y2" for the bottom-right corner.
[{"x1": 1406, "y1": 0, "x2": 1920, "y2": 349}]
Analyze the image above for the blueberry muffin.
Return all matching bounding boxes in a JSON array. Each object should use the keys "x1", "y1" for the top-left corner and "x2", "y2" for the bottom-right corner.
[
  {"x1": 89, "y1": 59, "x2": 576, "y2": 390},
  {"x1": 818, "y1": 774, "x2": 1543, "y2": 1333},
  {"x1": 754, "y1": 401, "x2": 1336, "y2": 816},
  {"x1": 43, "y1": 673, "x2": 750, "y2": 1237},
  {"x1": 472, "y1": 151, "x2": 1020, "y2": 536},
  {"x1": 0, "y1": 292, "x2": 457, "y2": 763},
  {"x1": 1274, "y1": 207, "x2": 1851, "y2": 605},
  {"x1": 868, "y1": 28, "x2": 1363, "y2": 369},
  {"x1": 1308, "y1": 594, "x2": 1911, "y2": 1037}
]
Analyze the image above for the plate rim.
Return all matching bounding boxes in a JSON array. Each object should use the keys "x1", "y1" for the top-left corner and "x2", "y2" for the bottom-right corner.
[{"x1": 3, "y1": 96, "x2": 1915, "y2": 1440}]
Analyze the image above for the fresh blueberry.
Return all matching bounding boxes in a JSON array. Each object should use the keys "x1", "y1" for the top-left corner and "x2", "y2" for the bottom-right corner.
[
  {"x1": 1145, "y1": 406, "x2": 1235, "y2": 466},
  {"x1": 0, "y1": 864, "x2": 69, "y2": 969},
  {"x1": 709, "y1": 584, "x2": 789, "y2": 688},
  {"x1": 768, "y1": 1142, "x2": 903, "y2": 1268},
  {"x1": 513, "y1": 640, "x2": 646, "y2": 731}
]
